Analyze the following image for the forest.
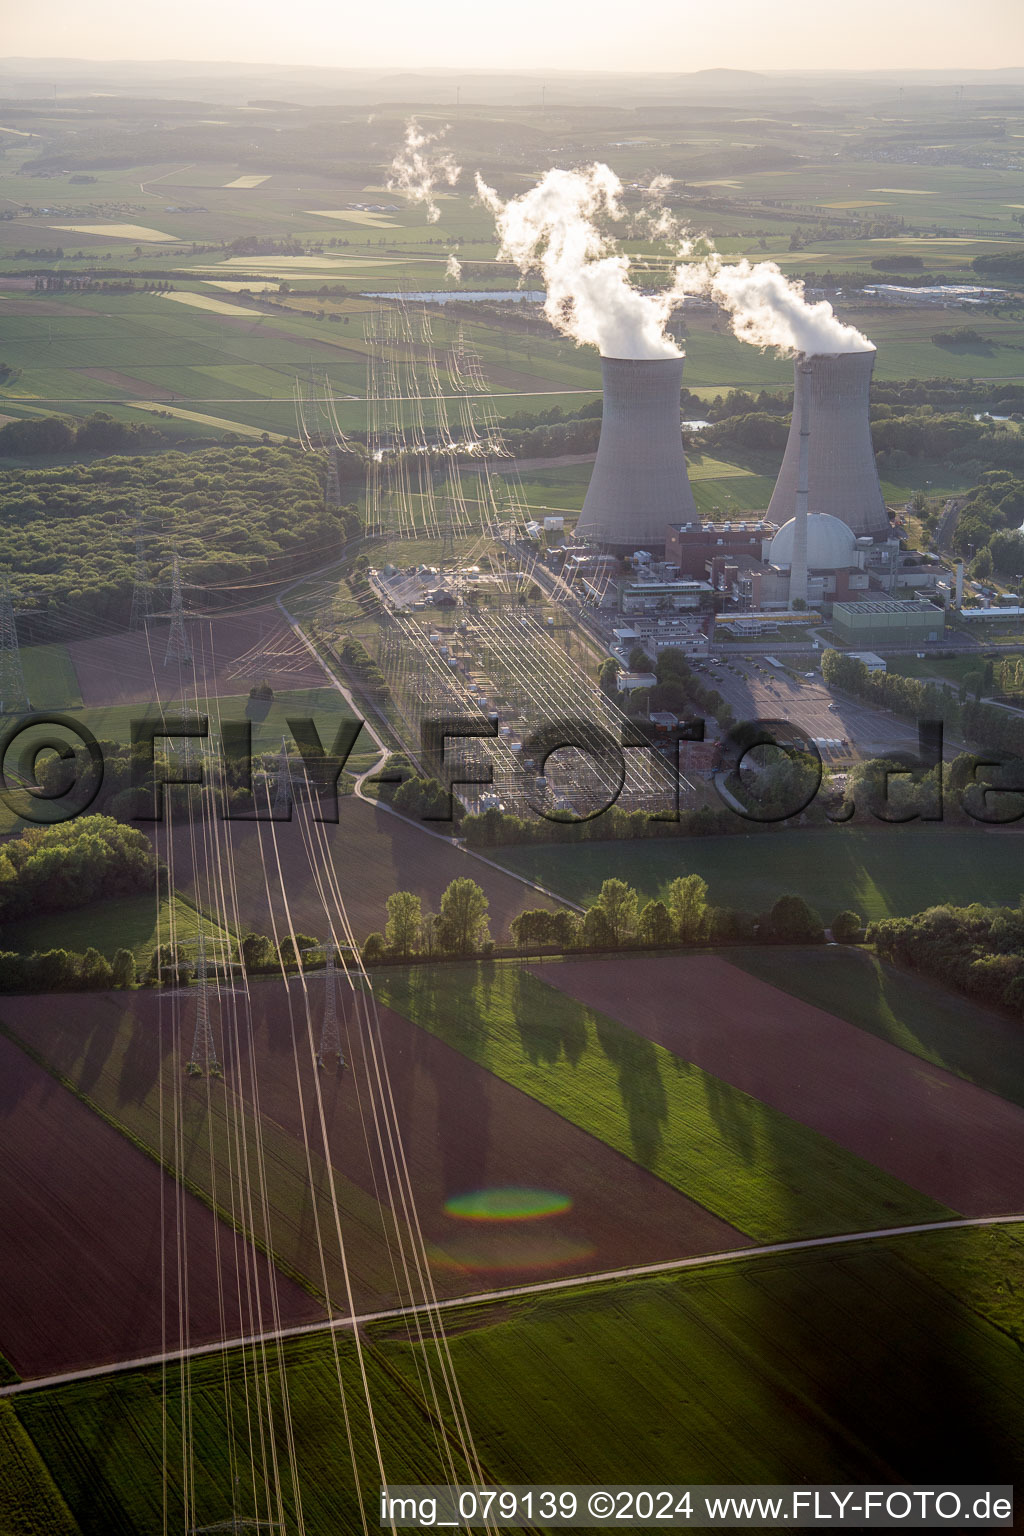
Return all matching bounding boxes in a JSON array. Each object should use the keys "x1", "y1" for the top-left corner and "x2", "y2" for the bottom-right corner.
[
  {"x1": 0, "y1": 444, "x2": 359, "y2": 632},
  {"x1": 0, "y1": 815, "x2": 157, "y2": 922},
  {"x1": 870, "y1": 901, "x2": 1024, "y2": 1018}
]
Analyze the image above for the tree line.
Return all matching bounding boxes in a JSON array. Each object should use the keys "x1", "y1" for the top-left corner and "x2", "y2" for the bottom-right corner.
[
  {"x1": 870, "y1": 902, "x2": 1024, "y2": 1019},
  {"x1": 0, "y1": 815, "x2": 156, "y2": 923},
  {"x1": 361, "y1": 874, "x2": 852, "y2": 967}
]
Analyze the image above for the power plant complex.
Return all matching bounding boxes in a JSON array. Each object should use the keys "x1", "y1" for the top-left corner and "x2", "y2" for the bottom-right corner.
[
  {"x1": 578, "y1": 347, "x2": 889, "y2": 559},
  {"x1": 564, "y1": 340, "x2": 946, "y2": 645}
]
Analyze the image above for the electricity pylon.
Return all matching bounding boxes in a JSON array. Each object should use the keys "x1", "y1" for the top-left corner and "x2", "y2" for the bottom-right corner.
[
  {"x1": 300, "y1": 943, "x2": 345, "y2": 1069},
  {"x1": 129, "y1": 520, "x2": 154, "y2": 632},
  {"x1": 273, "y1": 735, "x2": 292, "y2": 817},
  {"x1": 162, "y1": 933, "x2": 244, "y2": 1078},
  {"x1": 164, "y1": 551, "x2": 190, "y2": 666},
  {"x1": 0, "y1": 577, "x2": 28, "y2": 715}
]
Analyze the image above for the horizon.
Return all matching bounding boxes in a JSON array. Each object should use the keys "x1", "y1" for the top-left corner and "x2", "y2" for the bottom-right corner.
[{"x1": 1, "y1": 0, "x2": 1022, "y2": 76}]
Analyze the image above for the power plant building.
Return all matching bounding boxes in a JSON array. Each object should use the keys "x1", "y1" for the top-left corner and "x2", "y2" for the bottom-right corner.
[
  {"x1": 576, "y1": 356, "x2": 698, "y2": 556},
  {"x1": 831, "y1": 599, "x2": 944, "y2": 648},
  {"x1": 767, "y1": 351, "x2": 890, "y2": 541},
  {"x1": 666, "y1": 520, "x2": 776, "y2": 579},
  {"x1": 750, "y1": 512, "x2": 873, "y2": 609}
]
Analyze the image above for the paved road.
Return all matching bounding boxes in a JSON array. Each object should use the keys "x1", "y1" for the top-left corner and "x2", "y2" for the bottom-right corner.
[{"x1": 3, "y1": 1213, "x2": 1020, "y2": 1401}]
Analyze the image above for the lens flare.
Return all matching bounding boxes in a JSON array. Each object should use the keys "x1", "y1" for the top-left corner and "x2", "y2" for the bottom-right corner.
[
  {"x1": 444, "y1": 1187, "x2": 572, "y2": 1221},
  {"x1": 429, "y1": 1231, "x2": 595, "y2": 1274}
]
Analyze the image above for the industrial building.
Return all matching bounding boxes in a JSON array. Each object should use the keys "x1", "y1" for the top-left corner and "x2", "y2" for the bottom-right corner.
[
  {"x1": 767, "y1": 351, "x2": 891, "y2": 541},
  {"x1": 619, "y1": 577, "x2": 713, "y2": 615},
  {"x1": 665, "y1": 520, "x2": 777, "y2": 579},
  {"x1": 831, "y1": 599, "x2": 944, "y2": 648},
  {"x1": 575, "y1": 356, "x2": 699, "y2": 555}
]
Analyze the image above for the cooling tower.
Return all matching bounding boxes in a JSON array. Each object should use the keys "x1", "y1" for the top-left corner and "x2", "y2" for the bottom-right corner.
[
  {"x1": 766, "y1": 351, "x2": 889, "y2": 541},
  {"x1": 576, "y1": 356, "x2": 698, "y2": 554}
]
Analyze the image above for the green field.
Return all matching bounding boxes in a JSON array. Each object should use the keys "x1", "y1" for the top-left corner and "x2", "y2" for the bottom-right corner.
[
  {"x1": 0, "y1": 892, "x2": 224, "y2": 963},
  {"x1": 730, "y1": 945, "x2": 1024, "y2": 1110},
  {"x1": 30, "y1": 685, "x2": 370, "y2": 757},
  {"x1": 488, "y1": 826, "x2": 1024, "y2": 923},
  {"x1": 18, "y1": 645, "x2": 83, "y2": 710},
  {"x1": 0, "y1": 1403, "x2": 79, "y2": 1536},
  {"x1": 377, "y1": 962, "x2": 946, "y2": 1241},
  {"x1": 7, "y1": 1223, "x2": 1024, "y2": 1533}
]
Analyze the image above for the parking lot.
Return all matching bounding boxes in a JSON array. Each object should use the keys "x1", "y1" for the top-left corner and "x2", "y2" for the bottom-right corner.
[{"x1": 694, "y1": 656, "x2": 924, "y2": 761}]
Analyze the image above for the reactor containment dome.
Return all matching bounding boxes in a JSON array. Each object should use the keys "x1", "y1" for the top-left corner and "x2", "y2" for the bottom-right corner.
[{"x1": 769, "y1": 511, "x2": 858, "y2": 571}]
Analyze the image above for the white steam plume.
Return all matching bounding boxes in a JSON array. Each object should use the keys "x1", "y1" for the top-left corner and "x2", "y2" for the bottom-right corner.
[
  {"x1": 475, "y1": 163, "x2": 692, "y2": 360},
  {"x1": 671, "y1": 255, "x2": 874, "y2": 356},
  {"x1": 387, "y1": 118, "x2": 460, "y2": 224},
  {"x1": 474, "y1": 160, "x2": 873, "y2": 361},
  {"x1": 446, "y1": 252, "x2": 462, "y2": 281}
]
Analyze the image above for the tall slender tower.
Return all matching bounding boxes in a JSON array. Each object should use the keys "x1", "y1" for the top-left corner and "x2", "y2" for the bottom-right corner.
[
  {"x1": 187, "y1": 934, "x2": 221, "y2": 1077},
  {"x1": 129, "y1": 521, "x2": 153, "y2": 632},
  {"x1": 789, "y1": 362, "x2": 811, "y2": 608},
  {"x1": 164, "y1": 552, "x2": 190, "y2": 666},
  {"x1": 0, "y1": 577, "x2": 28, "y2": 715},
  {"x1": 273, "y1": 736, "x2": 292, "y2": 817},
  {"x1": 576, "y1": 356, "x2": 698, "y2": 555},
  {"x1": 767, "y1": 351, "x2": 889, "y2": 539},
  {"x1": 301, "y1": 944, "x2": 345, "y2": 1069}
]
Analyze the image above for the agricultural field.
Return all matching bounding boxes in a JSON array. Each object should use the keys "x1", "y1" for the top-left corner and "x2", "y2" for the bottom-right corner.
[
  {"x1": 537, "y1": 952, "x2": 1024, "y2": 1215},
  {"x1": 18, "y1": 644, "x2": 82, "y2": 710},
  {"x1": 376, "y1": 961, "x2": 947, "y2": 1241},
  {"x1": 0, "y1": 891, "x2": 226, "y2": 963},
  {"x1": 731, "y1": 944, "x2": 1024, "y2": 1109},
  {"x1": 488, "y1": 825, "x2": 1024, "y2": 921},
  {"x1": 0, "y1": 986, "x2": 400, "y2": 1332},
  {"x1": 6, "y1": 1223, "x2": 1024, "y2": 1534},
  {"x1": 0, "y1": 958, "x2": 762, "y2": 1372},
  {"x1": 0, "y1": 1029, "x2": 323, "y2": 1378},
  {"x1": 164, "y1": 795, "x2": 560, "y2": 945}
]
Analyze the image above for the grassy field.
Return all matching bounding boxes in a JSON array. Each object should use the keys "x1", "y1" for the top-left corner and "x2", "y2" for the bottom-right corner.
[
  {"x1": 0, "y1": 892, "x2": 225, "y2": 963},
  {"x1": 8, "y1": 1222, "x2": 1024, "y2": 1534},
  {"x1": 376, "y1": 962, "x2": 947, "y2": 1241},
  {"x1": 729, "y1": 946, "x2": 1024, "y2": 1110},
  {"x1": 3, "y1": 244, "x2": 1024, "y2": 446},
  {"x1": 37, "y1": 685, "x2": 367, "y2": 756},
  {"x1": 0, "y1": 1403, "x2": 80, "y2": 1536},
  {"x1": 18, "y1": 645, "x2": 83, "y2": 710},
  {"x1": 488, "y1": 826, "x2": 1024, "y2": 922}
]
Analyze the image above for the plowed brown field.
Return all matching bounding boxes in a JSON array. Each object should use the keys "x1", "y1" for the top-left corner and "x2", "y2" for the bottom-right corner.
[
  {"x1": 69, "y1": 606, "x2": 325, "y2": 708},
  {"x1": 163, "y1": 795, "x2": 559, "y2": 942},
  {"x1": 0, "y1": 1031, "x2": 323, "y2": 1378},
  {"x1": 535, "y1": 953, "x2": 1024, "y2": 1217}
]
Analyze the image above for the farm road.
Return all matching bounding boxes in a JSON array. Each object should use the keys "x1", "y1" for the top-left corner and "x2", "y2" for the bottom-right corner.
[{"x1": 3, "y1": 1213, "x2": 1021, "y2": 1400}]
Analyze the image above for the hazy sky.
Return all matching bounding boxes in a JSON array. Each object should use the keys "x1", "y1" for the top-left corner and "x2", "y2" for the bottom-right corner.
[{"x1": 4, "y1": 0, "x2": 1023, "y2": 73}]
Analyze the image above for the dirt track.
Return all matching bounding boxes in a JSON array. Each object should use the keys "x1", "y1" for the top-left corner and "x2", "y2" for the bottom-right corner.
[
  {"x1": 0, "y1": 1031, "x2": 323, "y2": 1378},
  {"x1": 534, "y1": 953, "x2": 1024, "y2": 1218}
]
